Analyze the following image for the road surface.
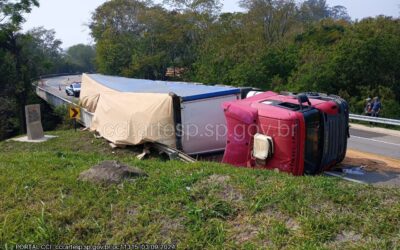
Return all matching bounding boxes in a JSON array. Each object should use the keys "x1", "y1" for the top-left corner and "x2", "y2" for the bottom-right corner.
[
  {"x1": 348, "y1": 125, "x2": 400, "y2": 160},
  {"x1": 40, "y1": 75, "x2": 82, "y2": 103}
]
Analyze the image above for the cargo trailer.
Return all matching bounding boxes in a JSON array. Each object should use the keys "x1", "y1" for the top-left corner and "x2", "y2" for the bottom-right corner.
[{"x1": 79, "y1": 74, "x2": 241, "y2": 155}]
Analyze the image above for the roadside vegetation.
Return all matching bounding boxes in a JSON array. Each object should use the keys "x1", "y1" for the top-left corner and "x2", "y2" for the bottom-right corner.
[
  {"x1": 1, "y1": 130, "x2": 400, "y2": 248},
  {"x1": 0, "y1": 0, "x2": 95, "y2": 140}
]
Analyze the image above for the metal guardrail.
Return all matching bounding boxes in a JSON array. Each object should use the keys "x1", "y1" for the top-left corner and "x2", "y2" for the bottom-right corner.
[
  {"x1": 32, "y1": 72, "x2": 84, "y2": 83},
  {"x1": 36, "y1": 85, "x2": 93, "y2": 128},
  {"x1": 349, "y1": 114, "x2": 400, "y2": 126}
]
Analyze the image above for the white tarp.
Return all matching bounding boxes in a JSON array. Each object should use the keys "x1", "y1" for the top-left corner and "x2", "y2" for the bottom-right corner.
[{"x1": 79, "y1": 74, "x2": 176, "y2": 147}]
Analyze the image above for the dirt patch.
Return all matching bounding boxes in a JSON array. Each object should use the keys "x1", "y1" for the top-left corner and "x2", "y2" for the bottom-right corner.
[
  {"x1": 159, "y1": 217, "x2": 185, "y2": 242},
  {"x1": 227, "y1": 210, "x2": 301, "y2": 246},
  {"x1": 259, "y1": 208, "x2": 300, "y2": 231},
  {"x1": 324, "y1": 231, "x2": 364, "y2": 249},
  {"x1": 127, "y1": 207, "x2": 140, "y2": 217},
  {"x1": 160, "y1": 218, "x2": 184, "y2": 234},
  {"x1": 229, "y1": 214, "x2": 260, "y2": 244},
  {"x1": 79, "y1": 160, "x2": 147, "y2": 184},
  {"x1": 193, "y1": 175, "x2": 243, "y2": 202},
  {"x1": 309, "y1": 200, "x2": 337, "y2": 214},
  {"x1": 285, "y1": 218, "x2": 300, "y2": 231},
  {"x1": 227, "y1": 209, "x2": 301, "y2": 245},
  {"x1": 334, "y1": 231, "x2": 362, "y2": 243},
  {"x1": 340, "y1": 150, "x2": 400, "y2": 172}
]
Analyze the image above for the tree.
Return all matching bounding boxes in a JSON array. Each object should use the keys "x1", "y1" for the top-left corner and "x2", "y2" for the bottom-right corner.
[
  {"x1": 299, "y1": 0, "x2": 330, "y2": 22},
  {"x1": 163, "y1": 0, "x2": 222, "y2": 15},
  {"x1": 0, "y1": 0, "x2": 40, "y2": 138},
  {"x1": 0, "y1": 0, "x2": 39, "y2": 27},
  {"x1": 299, "y1": 0, "x2": 350, "y2": 23},
  {"x1": 90, "y1": 0, "x2": 147, "y2": 75},
  {"x1": 91, "y1": 0, "x2": 209, "y2": 79},
  {"x1": 329, "y1": 5, "x2": 351, "y2": 21},
  {"x1": 65, "y1": 44, "x2": 96, "y2": 73},
  {"x1": 25, "y1": 27, "x2": 63, "y2": 75},
  {"x1": 0, "y1": 1, "x2": 71, "y2": 139},
  {"x1": 239, "y1": 0, "x2": 297, "y2": 43}
]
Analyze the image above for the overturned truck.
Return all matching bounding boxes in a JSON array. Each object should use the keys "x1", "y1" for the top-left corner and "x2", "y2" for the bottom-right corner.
[
  {"x1": 79, "y1": 74, "x2": 349, "y2": 175},
  {"x1": 222, "y1": 91, "x2": 350, "y2": 175}
]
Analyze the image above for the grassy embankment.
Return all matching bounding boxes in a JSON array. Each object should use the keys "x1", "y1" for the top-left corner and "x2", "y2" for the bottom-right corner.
[{"x1": 0, "y1": 130, "x2": 399, "y2": 249}]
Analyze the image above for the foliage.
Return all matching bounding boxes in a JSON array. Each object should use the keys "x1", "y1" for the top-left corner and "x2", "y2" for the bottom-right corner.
[
  {"x1": 288, "y1": 17, "x2": 400, "y2": 117},
  {"x1": 90, "y1": 0, "x2": 219, "y2": 80},
  {"x1": 0, "y1": 24, "x2": 67, "y2": 139},
  {"x1": 163, "y1": 0, "x2": 222, "y2": 15},
  {"x1": 0, "y1": 0, "x2": 39, "y2": 27},
  {"x1": 65, "y1": 44, "x2": 96, "y2": 73},
  {"x1": 0, "y1": 1, "x2": 96, "y2": 140},
  {"x1": 0, "y1": 0, "x2": 41, "y2": 140}
]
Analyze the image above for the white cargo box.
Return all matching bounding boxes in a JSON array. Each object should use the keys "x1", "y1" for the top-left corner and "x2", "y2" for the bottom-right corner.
[{"x1": 80, "y1": 74, "x2": 241, "y2": 154}]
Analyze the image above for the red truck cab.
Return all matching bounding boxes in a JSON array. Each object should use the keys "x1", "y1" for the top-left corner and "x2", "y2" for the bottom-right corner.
[{"x1": 222, "y1": 91, "x2": 349, "y2": 175}]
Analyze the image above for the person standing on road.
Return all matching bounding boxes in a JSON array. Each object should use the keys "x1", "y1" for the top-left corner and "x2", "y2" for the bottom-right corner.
[
  {"x1": 371, "y1": 97, "x2": 382, "y2": 126},
  {"x1": 364, "y1": 97, "x2": 372, "y2": 116},
  {"x1": 371, "y1": 97, "x2": 382, "y2": 117}
]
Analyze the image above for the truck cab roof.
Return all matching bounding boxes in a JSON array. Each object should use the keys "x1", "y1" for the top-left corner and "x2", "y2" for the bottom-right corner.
[{"x1": 231, "y1": 91, "x2": 338, "y2": 119}]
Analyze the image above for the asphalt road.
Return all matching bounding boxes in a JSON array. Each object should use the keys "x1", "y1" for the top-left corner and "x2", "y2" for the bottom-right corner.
[
  {"x1": 348, "y1": 127, "x2": 400, "y2": 159},
  {"x1": 41, "y1": 75, "x2": 82, "y2": 103}
]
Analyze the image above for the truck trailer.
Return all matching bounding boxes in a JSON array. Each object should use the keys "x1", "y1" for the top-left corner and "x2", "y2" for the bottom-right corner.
[{"x1": 79, "y1": 74, "x2": 242, "y2": 155}]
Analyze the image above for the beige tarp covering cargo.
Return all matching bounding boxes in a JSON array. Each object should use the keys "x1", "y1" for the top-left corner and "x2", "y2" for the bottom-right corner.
[{"x1": 79, "y1": 74, "x2": 176, "y2": 147}]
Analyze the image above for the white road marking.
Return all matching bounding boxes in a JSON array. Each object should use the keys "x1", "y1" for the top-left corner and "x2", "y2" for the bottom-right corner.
[{"x1": 351, "y1": 136, "x2": 400, "y2": 147}]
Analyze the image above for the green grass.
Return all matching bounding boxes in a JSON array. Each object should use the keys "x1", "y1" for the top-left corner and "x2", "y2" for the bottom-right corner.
[{"x1": 0, "y1": 130, "x2": 399, "y2": 249}]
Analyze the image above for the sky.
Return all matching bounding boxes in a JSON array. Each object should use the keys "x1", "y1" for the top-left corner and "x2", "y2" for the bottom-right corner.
[{"x1": 22, "y1": 0, "x2": 400, "y2": 49}]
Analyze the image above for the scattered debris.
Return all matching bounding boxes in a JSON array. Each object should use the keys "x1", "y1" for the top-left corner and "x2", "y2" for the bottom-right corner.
[
  {"x1": 79, "y1": 160, "x2": 147, "y2": 184},
  {"x1": 93, "y1": 132, "x2": 102, "y2": 139},
  {"x1": 137, "y1": 147, "x2": 150, "y2": 160},
  {"x1": 109, "y1": 143, "x2": 127, "y2": 149},
  {"x1": 341, "y1": 167, "x2": 366, "y2": 175},
  {"x1": 146, "y1": 142, "x2": 196, "y2": 163}
]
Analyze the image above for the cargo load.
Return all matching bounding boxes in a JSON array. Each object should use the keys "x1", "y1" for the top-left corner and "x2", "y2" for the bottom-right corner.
[{"x1": 222, "y1": 91, "x2": 349, "y2": 175}]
